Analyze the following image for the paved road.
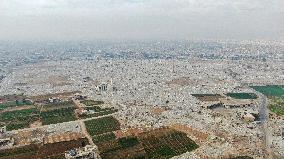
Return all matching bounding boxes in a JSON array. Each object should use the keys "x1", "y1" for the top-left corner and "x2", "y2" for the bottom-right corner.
[{"x1": 257, "y1": 93, "x2": 273, "y2": 158}]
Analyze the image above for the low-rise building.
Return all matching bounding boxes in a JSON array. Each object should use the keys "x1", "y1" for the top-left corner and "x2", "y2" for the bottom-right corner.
[
  {"x1": 65, "y1": 145, "x2": 101, "y2": 159},
  {"x1": 0, "y1": 137, "x2": 14, "y2": 149}
]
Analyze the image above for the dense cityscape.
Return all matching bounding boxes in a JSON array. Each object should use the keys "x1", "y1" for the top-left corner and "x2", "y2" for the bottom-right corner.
[{"x1": 0, "y1": 40, "x2": 283, "y2": 158}]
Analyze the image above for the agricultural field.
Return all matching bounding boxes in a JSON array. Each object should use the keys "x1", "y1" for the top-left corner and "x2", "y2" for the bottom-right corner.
[
  {"x1": 98, "y1": 136, "x2": 146, "y2": 159},
  {"x1": 0, "y1": 108, "x2": 40, "y2": 131},
  {"x1": 252, "y1": 85, "x2": 284, "y2": 116},
  {"x1": 84, "y1": 116, "x2": 121, "y2": 136},
  {"x1": 40, "y1": 101, "x2": 75, "y2": 111},
  {"x1": 269, "y1": 96, "x2": 284, "y2": 116},
  {"x1": 251, "y1": 85, "x2": 284, "y2": 97},
  {"x1": 226, "y1": 93, "x2": 258, "y2": 99},
  {"x1": 80, "y1": 100, "x2": 104, "y2": 106},
  {"x1": 0, "y1": 100, "x2": 33, "y2": 110},
  {"x1": 0, "y1": 138, "x2": 88, "y2": 159},
  {"x1": 0, "y1": 144, "x2": 39, "y2": 159},
  {"x1": 191, "y1": 94, "x2": 224, "y2": 101},
  {"x1": 38, "y1": 138, "x2": 88, "y2": 158},
  {"x1": 95, "y1": 128, "x2": 199, "y2": 159},
  {"x1": 92, "y1": 132, "x2": 116, "y2": 144},
  {"x1": 138, "y1": 128, "x2": 199, "y2": 159},
  {"x1": 0, "y1": 101, "x2": 78, "y2": 130},
  {"x1": 40, "y1": 107, "x2": 77, "y2": 125}
]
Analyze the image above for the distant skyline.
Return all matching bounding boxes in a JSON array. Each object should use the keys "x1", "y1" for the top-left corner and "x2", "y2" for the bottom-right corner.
[{"x1": 0, "y1": 0, "x2": 283, "y2": 41}]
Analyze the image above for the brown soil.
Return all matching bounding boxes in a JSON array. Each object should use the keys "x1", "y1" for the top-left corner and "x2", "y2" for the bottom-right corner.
[
  {"x1": 114, "y1": 128, "x2": 144, "y2": 138},
  {"x1": 170, "y1": 124, "x2": 209, "y2": 144},
  {"x1": 151, "y1": 107, "x2": 166, "y2": 115}
]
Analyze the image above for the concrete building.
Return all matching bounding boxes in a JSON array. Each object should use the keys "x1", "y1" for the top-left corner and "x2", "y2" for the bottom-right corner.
[
  {"x1": 0, "y1": 126, "x2": 6, "y2": 134},
  {"x1": 0, "y1": 137, "x2": 14, "y2": 149},
  {"x1": 65, "y1": 145, "x2": 101, "y2": 159},
  {"x1": 98, "y1": 83, "x2": 108, "y2": 91}
]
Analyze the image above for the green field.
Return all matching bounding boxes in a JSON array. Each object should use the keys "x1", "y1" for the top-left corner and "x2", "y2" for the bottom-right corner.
[
  {"x1": 269, "y1": 96, "x2": 284, "y2": 116},
  {"x1": 41, "y1": 101, "x2": 75, "y2": 111},
  {"x1": 118, "y1": 136, "x2": 140, "y2": 148},
  {"x1": 95, "y1": 128, "x2": 199, "y2": 159},
  {"x1": 40, "y1": 107, "x2": 76, "y2": 125},
  {"x1": 92, "y1": 132, "x2": 116, "y2": 144},
  {"x1": 0, "y1": 144, "x2": 39, "y2": 158},
  {"x1": 251, "y1": 85, "x2": 284, "y2": 97},
  {"x1": 226, "y1": 93, "x2": 258, "y2": 99},
  {"x1": 140, "y1": 130, "x2": 199, "y2": 159},
  {"x1": 251, "y1": 85, "x2": 284, "y2": 116},
  {"x1": 84, "y1": 116, "x2": 121, "y2": 136},
  {"x1": 0, "y1": 108, "x2": 40, "y2": 131},
  {"x1": 0, "y1": 100, "x2": 32, "y2": 110}
]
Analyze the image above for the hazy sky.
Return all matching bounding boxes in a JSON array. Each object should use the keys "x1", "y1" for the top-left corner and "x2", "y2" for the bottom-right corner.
[{"x1": 0, "y1": 0, "x2": 283, "y2": 41}]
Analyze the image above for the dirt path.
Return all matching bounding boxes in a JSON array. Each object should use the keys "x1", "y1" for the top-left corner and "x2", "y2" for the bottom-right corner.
[{"x1": 257, "y1": 93, "x2": 273, "y2": 158}]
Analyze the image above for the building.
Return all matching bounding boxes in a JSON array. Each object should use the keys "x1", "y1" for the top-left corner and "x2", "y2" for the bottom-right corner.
[
  {"x1": 98, "y1": 83, "x2": 108, "y2": 91},
  {"x1": 65, "y1": 145, "x2": 101, "y2": 159},
  {"x1": 0, "y1": 126, "x2": 6, "y2": 134},
  {"x1": 0, "y1": 137, "x2": 14, "y2": 149}
]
